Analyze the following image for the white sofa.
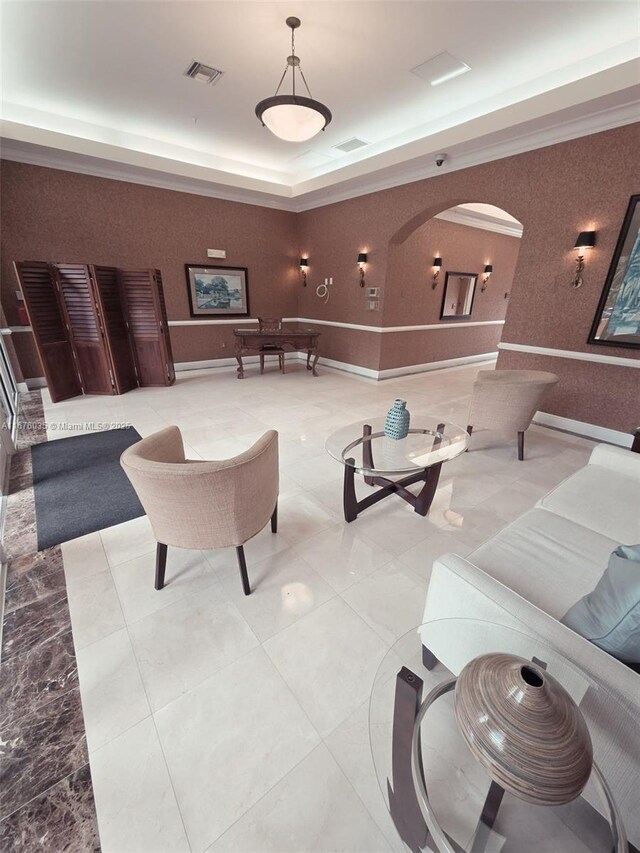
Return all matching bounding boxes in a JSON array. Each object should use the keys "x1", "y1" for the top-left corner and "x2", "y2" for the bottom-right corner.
[{"x1": 421, "y1": 443, "x2": 640, "y2": 845}]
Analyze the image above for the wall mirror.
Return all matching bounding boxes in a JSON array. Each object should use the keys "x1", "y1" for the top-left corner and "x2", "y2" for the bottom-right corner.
[{"x1": 440, "y1": 271, "x2": 478, "y2": 319}]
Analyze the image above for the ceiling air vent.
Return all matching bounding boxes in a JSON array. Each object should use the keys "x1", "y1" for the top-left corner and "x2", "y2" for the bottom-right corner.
[
  {"x1": 183, "y1": 61, "x2": 224, "y2": 85},
  {"x1": 410, "y1": 51, "x2": 470, "y2": 86},
  {"x1": 333, "y1": 137, "x2": 368, "y2": 153}
]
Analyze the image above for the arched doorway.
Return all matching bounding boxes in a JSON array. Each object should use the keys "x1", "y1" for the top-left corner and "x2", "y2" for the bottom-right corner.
[{"x1": 380, "y1": 202, "x2": 523, "y2": 373}]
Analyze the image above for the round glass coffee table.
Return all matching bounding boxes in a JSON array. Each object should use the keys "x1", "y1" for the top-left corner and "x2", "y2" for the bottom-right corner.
[
  {"x1": 369, "y1": 619, "x2": 634, "y2": 853},
  {"x1": 325, "y1": 418, "x2": 469, "y2": 522}
]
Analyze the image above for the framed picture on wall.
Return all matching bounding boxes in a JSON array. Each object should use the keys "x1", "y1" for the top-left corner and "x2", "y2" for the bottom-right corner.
[
  {"x1": 185, "y1": 264, "x2": 249, "y2": 317},
  {"x1": 588, "y1": 194, "x2": 640, "y2": 349}
]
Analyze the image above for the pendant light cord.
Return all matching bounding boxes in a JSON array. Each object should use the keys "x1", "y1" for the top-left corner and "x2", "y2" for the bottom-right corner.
[{"x1": 272, "y1": 21, "x2": 313, "y2": 99}]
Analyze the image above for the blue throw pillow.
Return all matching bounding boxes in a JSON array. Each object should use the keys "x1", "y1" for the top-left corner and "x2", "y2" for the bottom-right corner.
[{"x1": 561, "y1": 545, "x2": 640, "y2": 664}]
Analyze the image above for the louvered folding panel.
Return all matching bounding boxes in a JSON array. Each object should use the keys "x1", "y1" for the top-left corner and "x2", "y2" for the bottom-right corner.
[
  {"x1": 90, "y1": 265, "x2": 138, "y2": 393},
  {"x1": 55, "y1": 264, "x2": 114, "y2": 395},
  {"x1": 119, "y1": 268, "x2": 175, "y2": 386},
  {"x1": 13, "y1": 261, "x2": 83, "y2": 402},
  {"x1": 154, "y1": 270, "x2": 175, "y2": 384}
]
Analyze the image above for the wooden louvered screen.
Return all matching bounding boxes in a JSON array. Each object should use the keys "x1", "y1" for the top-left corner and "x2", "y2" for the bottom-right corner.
[
  {"x1": 13, "y1": 261, "x2": 83, "y2": 402},
  {"x1": 90, "y1": 265, "x2": 138, "y2": 394},
  {"x1": 119, "y1": 268, "x2": 175, "y2": 386},
  {"x1": 54, "y1": 264, "x2": 114, "y2": 395}
]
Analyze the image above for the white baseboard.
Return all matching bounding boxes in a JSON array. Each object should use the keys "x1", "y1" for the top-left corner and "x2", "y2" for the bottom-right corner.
[
  {"x1": 174, "y1": 352, "x2": 300, "y2": 372},
  {"x1": 25, "y1": 377, "x2": 47, "y2": 389},
  {"x1": 533, "y1": 411, "x2": 634, "y2": 448},
  {"x1": 17, "y1": 382, "x2": 29, "y2": 393},
  {"x1": 377, "y1": 352, "x2": 498, "y2": 379}
]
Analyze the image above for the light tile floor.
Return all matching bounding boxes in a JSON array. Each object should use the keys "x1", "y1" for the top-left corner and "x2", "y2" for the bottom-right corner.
[{"x1": 45, "y1": 361, "x2": 600, "y2": 852}]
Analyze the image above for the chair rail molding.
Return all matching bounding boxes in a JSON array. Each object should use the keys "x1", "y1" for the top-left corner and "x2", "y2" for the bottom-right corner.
[{"x1": 167, "y1": 317, "x2": 505, "y2": 333}]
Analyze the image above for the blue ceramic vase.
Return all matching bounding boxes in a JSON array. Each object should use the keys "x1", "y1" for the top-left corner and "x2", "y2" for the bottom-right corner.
[{"x1": 385, "y1": 399, "x2": 410, "y2": 440}]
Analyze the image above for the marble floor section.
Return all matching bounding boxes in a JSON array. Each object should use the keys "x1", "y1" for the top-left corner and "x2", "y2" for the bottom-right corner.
[
  {"x1": 0, "y1": 392, "x2": 101, "y2": 852},
  {"x1": 8, "y1": 362, "x2": 605, "y2": 851}
]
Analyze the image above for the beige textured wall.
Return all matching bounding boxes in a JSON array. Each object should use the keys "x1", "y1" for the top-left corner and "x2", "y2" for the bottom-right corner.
[
  {"x1": 0, "y1": 161, "x2": 298, "y2": 374},
  {"x1": 2, "y1": 123, "x2": 639, "y2": 432}
]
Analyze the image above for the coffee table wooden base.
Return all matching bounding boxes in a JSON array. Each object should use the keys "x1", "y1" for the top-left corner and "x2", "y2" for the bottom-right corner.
[
  {"x1": 342, "y1": 422, "x2": 444, "y2": 522},
  {"x1": 342, "y1": 460, "x2": 442, "y2": 522}
]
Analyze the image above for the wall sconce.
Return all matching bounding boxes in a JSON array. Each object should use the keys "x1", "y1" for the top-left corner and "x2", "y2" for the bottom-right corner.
[
  {"x1": 572, "y1": 231, "x2": 596, "y2": 288},
  {"x1": 300, "y1": 257, "x2": 309, "y2": 286},
  {"x1": 357, "y1": 252, "x2": 367, "y2": 287},
  {"x1": 431, "y1": 256, "x2": 442, "y2": 289},
  {"x1": 481, "y1": 264, "x2": 493, "y2": 292}
]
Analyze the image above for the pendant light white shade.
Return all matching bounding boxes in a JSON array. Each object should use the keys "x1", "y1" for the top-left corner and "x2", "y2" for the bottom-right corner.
[{"x1": 256, "y1": 96, "x2": 331, "y2": 143}]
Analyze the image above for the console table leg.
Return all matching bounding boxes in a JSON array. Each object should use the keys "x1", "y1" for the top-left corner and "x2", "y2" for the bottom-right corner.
[
  {"x1": 306, "y1": 349, "x2": 312, "y2": 370},
  {"x1": 311, "y1": 352, "x2": 319, "y2": 376},
  {"x1": 343, "y1": 458, "x2": 358, "y2": 522},
  {"x1": 235, "y1": 355, "x2": 244, "y2": 379}
]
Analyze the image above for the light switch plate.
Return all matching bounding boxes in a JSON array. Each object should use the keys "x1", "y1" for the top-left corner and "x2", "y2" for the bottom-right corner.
[
  {"x1": 367, "y1": 287, "x2": 379, "y2": 297},
  {"x1": 207, "y1": 249, "x2": 226, "y2": 259}
]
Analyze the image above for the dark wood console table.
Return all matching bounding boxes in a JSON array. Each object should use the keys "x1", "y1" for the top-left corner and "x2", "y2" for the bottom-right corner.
[{"x1": 233, "y1": 327, "x2": 321, "y2": 379}]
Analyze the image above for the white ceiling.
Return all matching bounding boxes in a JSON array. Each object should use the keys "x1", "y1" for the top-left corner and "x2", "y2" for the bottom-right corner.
[{"x1": 1, "y1": 1, "x2": 638, "y2": 207}]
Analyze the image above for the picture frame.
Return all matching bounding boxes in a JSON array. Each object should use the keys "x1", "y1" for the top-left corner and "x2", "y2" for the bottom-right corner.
[
  {"x1": 588, "y1": 194, "x2": 640, "y2": 349},
  {"x1": 440, "y1": 271, "x2": 478, "y2": 320},
  {"x1": 185, "y1": 264, "x2": 249, "y2": 317}
]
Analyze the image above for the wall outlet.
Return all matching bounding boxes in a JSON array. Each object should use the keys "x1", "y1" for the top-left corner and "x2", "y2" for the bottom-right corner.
[
  {"x1": 329, "y1": 277, "x2": 333, "y2": 285},
  {"x1": 207, "y1": 248, "x2": 226, "y2": 259},
  {"x1": 367, "y1": 300, "x2": 379, "y2": 311}
]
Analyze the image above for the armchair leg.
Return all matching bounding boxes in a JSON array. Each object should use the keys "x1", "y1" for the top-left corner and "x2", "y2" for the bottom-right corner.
[
  {"x1": 271, "y1": 501, "x2": 278, "y2": 533},
  {"x1": 466, "y1": 424, "x2": 473, "y2": 450},
  {"x1": 517, "y1": 430, "x2": 525, "y2": 461},
  {"x1": 155, "y1": 543, "x2": 167, "y2": 590},
  {"x1": 236, "y1": 545, "x2": 251, "y2": 596}
]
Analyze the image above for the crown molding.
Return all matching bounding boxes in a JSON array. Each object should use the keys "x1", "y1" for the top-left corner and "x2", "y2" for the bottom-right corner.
[
  {"x1": 434, "y1": 207, "x2": 523, "y2": 237},
  {"x1": 1, "y1": 96, "x2": 638, "y2": 214}
]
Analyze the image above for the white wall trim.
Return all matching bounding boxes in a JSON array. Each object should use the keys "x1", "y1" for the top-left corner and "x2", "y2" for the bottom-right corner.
[
  {"x1": 8, "y1": 326, "x2": 32, "y2": 333},
  {"x1": 17, "y1": 382, "x2": 29, "y2": 393},
  {"x1": 533, "y1": 411, "x2": 633, "y2": 449},
  {"x1": 435, "y1": 207, "x2": 523, "y2": 238},
  {"x1": 169, "y1": 317, "x2": 506, "y2": 333},
  {"x1": 378, "y1": 352, "x2": 498, "y2": 378},
  {"x1": 499, "y1": 341, "x2": 640, "y2": 368},
  {"x1": 175, "y1": 350, "x2": 497, "y2": 380},
  {"x1": 168, "y1": 318, "x2": 258, "y2": 327},
  {"x1": 2, "y1": 94, "x2": 637, "y2": 214}
]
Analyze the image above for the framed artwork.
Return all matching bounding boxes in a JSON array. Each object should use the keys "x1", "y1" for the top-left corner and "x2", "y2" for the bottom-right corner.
[
  {"x1": 440, "y1": 271, "x2": 478, "y2": 320},
  {"x1": 185, "y1": 264, "x2": 249, "y2": 317},
  {"x1": 588, "y1": 194, "x2": 640, "y2": 349}
]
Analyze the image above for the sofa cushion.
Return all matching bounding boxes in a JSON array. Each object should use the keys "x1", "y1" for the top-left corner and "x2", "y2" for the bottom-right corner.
[
  {"x1": 469, "y1": 508, "x2": 619, "y2": 619},
  {"x1": 536, "y1": 460, "x2": 640, "y2": 544},
  {"x1": 561, "y1": 545, "x2": 640, "y2": 663}
]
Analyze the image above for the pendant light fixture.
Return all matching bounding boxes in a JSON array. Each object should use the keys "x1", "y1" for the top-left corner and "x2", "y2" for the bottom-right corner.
[{"x1": 255, "y1": 16, "x2": 332, "y2": 143}]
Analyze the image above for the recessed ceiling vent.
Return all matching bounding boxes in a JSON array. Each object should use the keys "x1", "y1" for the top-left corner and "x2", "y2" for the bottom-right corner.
[
  {"x1": 411, "y1": 51, "x2": 470, "y2": 86},
  {"x1": 183, "y1": 61, "x2": 224, "y2": 85},
  {"x1": 334, "y1": 137, "x2": 368, "y2": 153}
]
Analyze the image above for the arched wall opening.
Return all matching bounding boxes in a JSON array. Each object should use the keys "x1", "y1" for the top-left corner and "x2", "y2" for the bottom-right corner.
[{"x1": 380, "y1": 201, "x2": 524, "y2": 372}]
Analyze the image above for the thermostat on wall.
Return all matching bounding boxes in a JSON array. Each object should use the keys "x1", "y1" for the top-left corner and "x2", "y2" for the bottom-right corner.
[{"x1": 207, "y1": 248, "x2": 226, "y2": 259}]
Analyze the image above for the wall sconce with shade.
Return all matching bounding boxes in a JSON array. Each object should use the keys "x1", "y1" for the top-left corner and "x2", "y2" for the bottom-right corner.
[
  {"x1": 357, "y1": 252, "x2": 367, "y2": 287},
  {"x1": 481, "y1": 264, "x2": 493, "y2": 292},
  {"x1": 572, "y1": 231, "x2": 596, "y2": 288},
  {"x1": 300, "y1": 257, "x2": 309, "y2": 286},
  {"x1": 432, "y1": 257, "x2": 442, "y2": 289}
]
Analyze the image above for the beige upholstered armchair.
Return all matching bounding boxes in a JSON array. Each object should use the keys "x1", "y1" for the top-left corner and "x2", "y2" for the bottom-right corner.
[
  {"x1": 120, "y1": 426, "x2": 278, "y2": 595},
  {"x1": 467, "y1": 369, "x2": 558, "y2": 460}
]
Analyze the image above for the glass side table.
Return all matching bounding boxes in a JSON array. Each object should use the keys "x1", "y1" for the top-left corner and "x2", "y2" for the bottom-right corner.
[
  {"x1": 325, "y1": 418, "x2": 469, "y2": 522},
  {"x1": 369, "y1": 619, "x2": 636, "y2": 853}
]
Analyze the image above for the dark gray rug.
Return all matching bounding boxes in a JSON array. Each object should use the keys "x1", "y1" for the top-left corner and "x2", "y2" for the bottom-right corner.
[{"x1": 31, "y1": 427, "x2": 144, "y2": 550}]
